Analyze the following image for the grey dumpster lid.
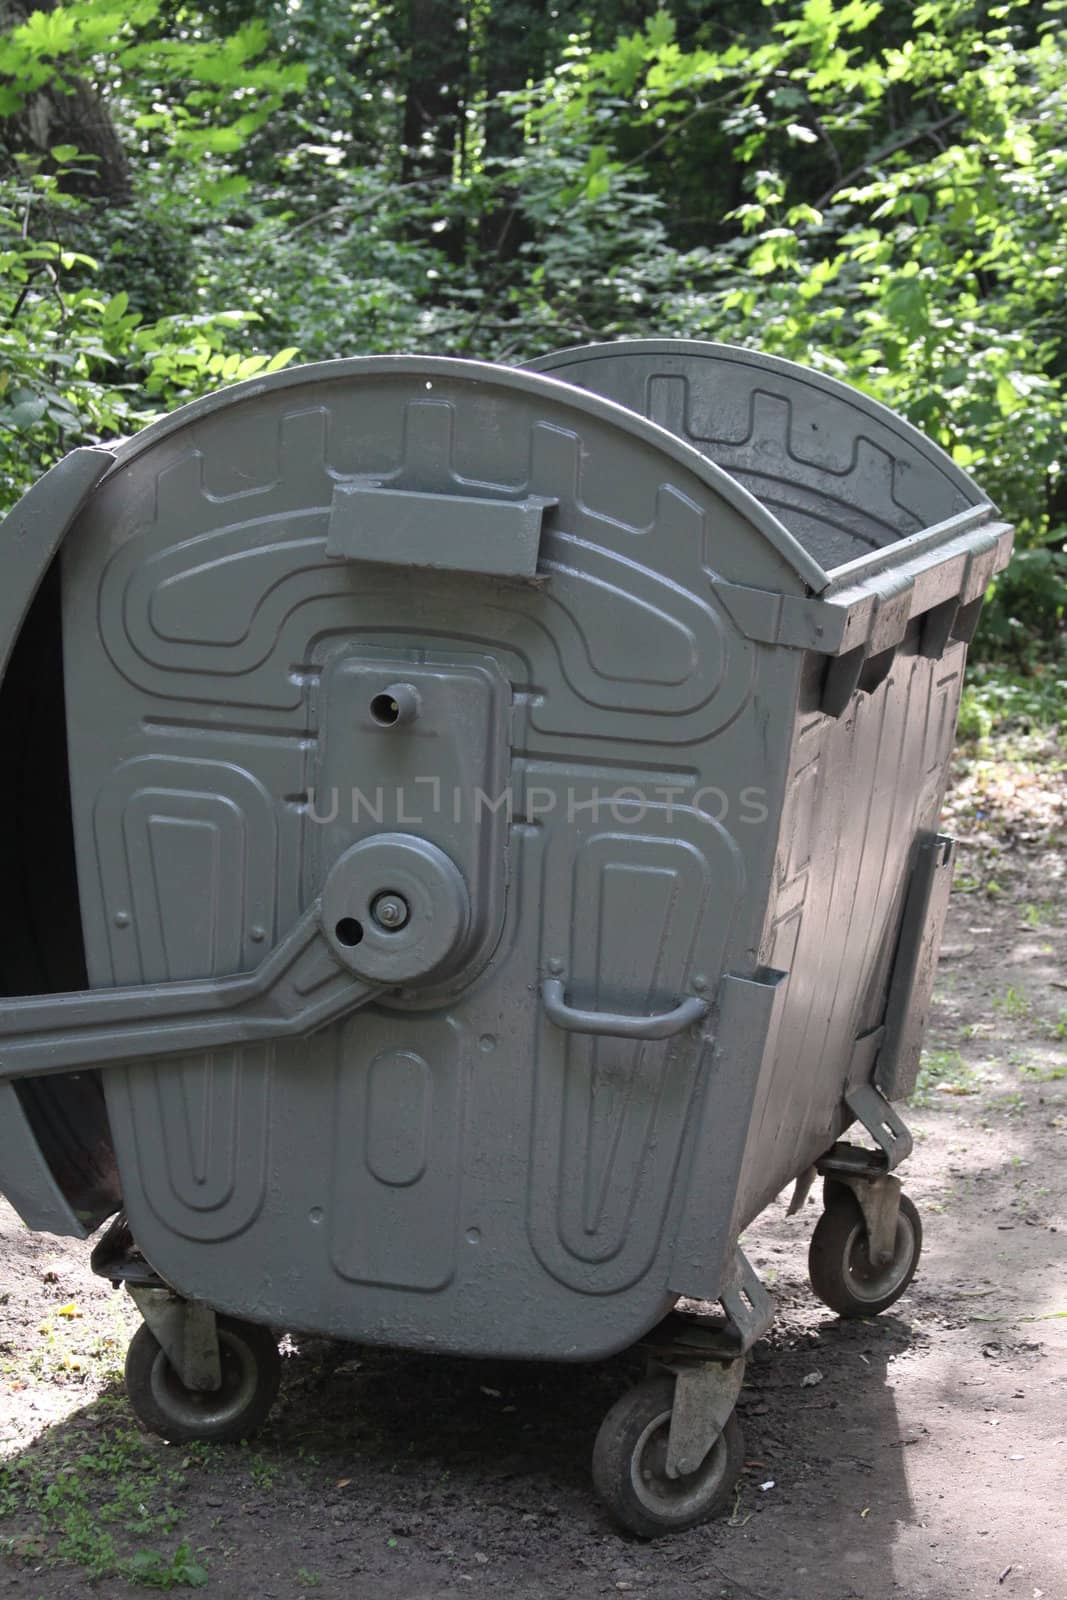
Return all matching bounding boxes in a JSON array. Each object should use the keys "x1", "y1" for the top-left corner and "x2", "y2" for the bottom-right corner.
[
  {"x1": 527, "y1": 340, "x2": 997, "y2": 585},
  {"x1": 96, "y1": 354, "x2": 830, "y2": 591}
]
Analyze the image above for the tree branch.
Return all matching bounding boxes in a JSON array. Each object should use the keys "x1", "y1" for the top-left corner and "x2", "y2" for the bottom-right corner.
[{"x1": 815, "y1": 113, "x2": 961, "y2": 209}]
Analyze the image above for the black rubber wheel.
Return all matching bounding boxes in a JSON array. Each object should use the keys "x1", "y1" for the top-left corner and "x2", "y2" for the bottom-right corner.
[
  {"x1": 592, "y1": 1375, "x2": 744, "y2": 1538},
  {"x1": 124, "y1": 1315, "x2": 281, "y2": 1444},
  {"x1": 809, "y1": 1190, "x2": 922, "y2": 1317}
]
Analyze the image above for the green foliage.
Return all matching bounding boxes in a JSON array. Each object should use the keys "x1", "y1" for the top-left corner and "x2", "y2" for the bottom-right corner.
[
  {"x1": 959, "y1": 658, "x2": 1067, "y2": 739},
  {"x1": 0, "y1": 1, "x2": 305, "y2": 155},
  {"x1": 0, "y1": 3, "x2": 307, "y2": 509},
  {"x1": 577, "y1": 1, "x2": 1066, "y2": 517},
  {"x1": 0, "y1": 158, "x2": 277, "y2": 505},
  {"x1": 512, "y1": 0, "x2": 1066, "y2": 650}
]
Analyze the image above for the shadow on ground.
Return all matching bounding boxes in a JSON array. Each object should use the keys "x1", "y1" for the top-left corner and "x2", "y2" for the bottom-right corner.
[{"x1": 2, "y1": 1287, "x2": 917, "y2": 1600}]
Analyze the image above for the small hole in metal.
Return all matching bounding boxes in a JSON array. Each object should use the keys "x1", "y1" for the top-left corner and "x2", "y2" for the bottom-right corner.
[
  {"x1": 334, "y1": 917, "x2": 364, "y2": 947},
  {"x1": 370, "y1": 693, "x2": 400, "y2": 726}
]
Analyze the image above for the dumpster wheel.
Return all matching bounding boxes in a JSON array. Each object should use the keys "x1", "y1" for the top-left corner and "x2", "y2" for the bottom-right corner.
[
  {"x1": 125, "y1": 1315, "x2": 281, "y2": 1444},
  {"x1": 592, "y1": 1375, "x2": 744, "y2": 1538},
  {"x1": 809, "y1": 1190, "x2": 922, "y2": 1318}
]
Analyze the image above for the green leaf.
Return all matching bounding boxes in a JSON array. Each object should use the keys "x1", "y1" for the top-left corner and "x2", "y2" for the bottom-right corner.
[
  {"x1": 910, "y1": 193, "x2": 930, "y2": 225},
  {"x1": 646, "y1": 9, "x2": 676, "y2": 50},
  {"x1": 49, "y1": 144, "x2": 80, "y2": 164},
  {"x1": 102, "y1": 291, "x2": 130, "y2": 324},
  {"x1": 995, "y1": 375, "x2": 1021, "y2": 415},
  {"x1": 7, "y1": 398, "x2": 48, "y2": 428},
  {"x1": 787, "y1": 202, "x2": 824, "y2": 226},
  {"x1": 58, "y1": 250, "x2": 98, "y2": 270},
  {"x1": 802, "y1": 0, "x2": 835, "y2": 28},
  {"x1": 199, "y1": 174, "x2": 250, "y2": 204},
  {"x1": 265, "y1": 348, "x2": 299, "y2": 373}
]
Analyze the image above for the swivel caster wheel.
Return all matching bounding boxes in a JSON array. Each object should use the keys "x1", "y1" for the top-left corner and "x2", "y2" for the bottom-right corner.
[
  {"x1": 809, "y1": 1189, "x2": 922, "y2": 1317},
  {"x1": 125, "y1": 1314, "x2": 281, "y2": 1443},
  {"x1": 592, "y1": 1374, "x2": 744, "y2": 1538}
]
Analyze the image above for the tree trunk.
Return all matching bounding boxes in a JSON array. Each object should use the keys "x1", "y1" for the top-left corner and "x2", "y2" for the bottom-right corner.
[
  {"x1": 0, "y1": 0, "x2": 133, "y2": 203},
  {"x1": 479, "y1": 0, "x2": 550, "y2": 260},
  {"x1": 401, "y1": 0, "x2": 465, "y2": 187}
]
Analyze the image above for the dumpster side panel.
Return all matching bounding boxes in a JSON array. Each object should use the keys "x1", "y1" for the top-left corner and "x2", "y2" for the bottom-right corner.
[
  {"x1": 58, "y1": 365, "x2": 794, "y2": 1359},
  {"x1": 732, "y1": 631, "x2": 966, "y2": 1228}
]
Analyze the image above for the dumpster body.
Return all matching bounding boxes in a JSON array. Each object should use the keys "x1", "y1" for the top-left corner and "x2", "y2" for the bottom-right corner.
[{"x1": 0, "y1": 344, "x2": 1011, "y2": 1534}]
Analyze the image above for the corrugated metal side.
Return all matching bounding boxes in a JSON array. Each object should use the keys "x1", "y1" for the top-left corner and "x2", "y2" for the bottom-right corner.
[{"x1": 732, "y1": 627, "x2": 966, "y2": 1229}]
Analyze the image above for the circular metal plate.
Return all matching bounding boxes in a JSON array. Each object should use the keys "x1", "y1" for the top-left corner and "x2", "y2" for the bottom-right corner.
[{"x1": 320, "y1": 833, "x2": 470, "y2": 984}]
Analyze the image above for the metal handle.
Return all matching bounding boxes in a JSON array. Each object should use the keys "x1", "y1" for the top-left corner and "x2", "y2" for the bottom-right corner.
[
  {"x1": 0, "y1": 909, "x2": 381, "y2": 1083},
  {"x1": 0, "y1": 833, "x2": 473, "y2": 1085},
  {"x1": 327, "y1": 482, "x2": 555, "y2": 578},
  {"x1": 540, "y1": 978, "x2": 708, "y2": 1041}
]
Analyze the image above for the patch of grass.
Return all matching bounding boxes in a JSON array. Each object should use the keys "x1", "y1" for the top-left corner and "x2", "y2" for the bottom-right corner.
[
  {"x1": 993, "y1": 986, "x2": 1033, "y2": 1021},
  {"x1": 1017, "y1": 1056, "x2": 1067, "y2": 1082},
  {"x1": 122, "y1": 1543, "x2": 208, "y2": 1589},
  {"x1": 1, "y1": 1291, "x2": 136, "y2": 1391},
  {"x1": 991, "y1": 1091, "x2": 1028, "y2": 1118},
  {"x1": 245, "y1": 1450, "x2": 280, "y2": 1491},
  {"x1": 912, "y1": 1047, "x2": 982, "y2": 1107},
  {"x1": 296, "y1": 1570, "x2": 322, "y2": 1588},
  {"x1": 0, "y1": 1424, "x2": 206, "y2": 1588},
  {"x1": 1020, "y1": 900, "x2": 1057, "y2": 928}
]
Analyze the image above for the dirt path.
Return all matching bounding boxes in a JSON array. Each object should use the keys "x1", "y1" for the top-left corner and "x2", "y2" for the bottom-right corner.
[{"x1": 2, "y1": 746, "x2": 1065, "y2": 1600}]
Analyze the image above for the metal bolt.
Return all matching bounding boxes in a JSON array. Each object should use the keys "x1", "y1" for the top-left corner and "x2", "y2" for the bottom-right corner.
[{"x1": 371, "y1": 892, "x2": 410, "y2": 931}]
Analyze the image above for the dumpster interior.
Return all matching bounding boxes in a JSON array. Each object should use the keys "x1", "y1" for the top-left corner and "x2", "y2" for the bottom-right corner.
[
  {"x1": 530, "y1": 344, "x2": 988, "y2": 574},
  {"x1": 0, "y1": 560, "x2": 121, "y2": 1228}
]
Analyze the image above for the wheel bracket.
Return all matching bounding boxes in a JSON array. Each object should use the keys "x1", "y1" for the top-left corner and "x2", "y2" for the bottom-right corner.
[
  {"x1": 824, "y1": 1171, "x2": 902, "y2": 1270},
  {"x1": 844, "y1": 1083, "x2": 913, "y2": 1169},
  {"x1": 718, "y1": 1248, "x2": 776, "y2": 1352},
  {"x1": 128, "y1": 1286, "x2": 221, "y2": 1392},
  {"x1": 663, "y1": 1357, "x2": 745, "y2": 1479},
  {"x1": 637, "y1": 1249, "x2": 771, "y2": 1481}
]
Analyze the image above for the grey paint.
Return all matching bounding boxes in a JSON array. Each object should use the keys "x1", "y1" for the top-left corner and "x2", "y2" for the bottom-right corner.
[
  {"x1": 0, "y1": 448, "x2": 115, "y2": 1239},
  {"x1": 0, "y1": 447, "x2": 113, "y2": 683},
  {"x1": 0, "y1": 1083, "x2": 88, "y2": 1237},
  {"x1": 327, "y1": 481, "x2": 554, "y2": 577},
  {"x1": 540, "y1": 979, "x2": 708, "y2": 1039},
  {"x1": 0, "y1": 861, "x2": 383, "y2": 1079},
  {"x1": 527, "y1": 340, "x2": 986, "y2": 574},
  {"x1": 0, "y1": 347, "x2": 1011, "y2": 1360},
  {"x1": 876, "y1": 834, "x2": 957, "y2": 1100}
]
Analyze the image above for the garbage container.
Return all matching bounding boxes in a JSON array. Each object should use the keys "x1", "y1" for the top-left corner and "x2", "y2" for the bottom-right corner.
[{"x1": 0, "y1": 347, "x2": 1011, "y2": 1535}]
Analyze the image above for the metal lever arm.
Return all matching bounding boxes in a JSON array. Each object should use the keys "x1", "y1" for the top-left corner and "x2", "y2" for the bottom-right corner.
[
  {"x1": 0, "y1": 907, "x2": 381, "y2": 1083},
  {"x1": 540, "y1": 979, "x2": 708, "y2": 1041}
]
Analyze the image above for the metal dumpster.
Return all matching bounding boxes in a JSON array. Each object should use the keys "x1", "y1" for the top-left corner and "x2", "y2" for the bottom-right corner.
[{"x1": 0, "y1": 345, "x2": 1011, "y2": 1535}]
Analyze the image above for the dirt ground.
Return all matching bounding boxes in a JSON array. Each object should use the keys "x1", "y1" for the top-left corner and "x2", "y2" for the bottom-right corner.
[{"x1": 1, "y1": 741, "x2": 1065, "y2": 1600}]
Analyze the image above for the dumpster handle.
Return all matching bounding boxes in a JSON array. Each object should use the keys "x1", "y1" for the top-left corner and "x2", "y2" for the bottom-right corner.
[{"x1": 540, "y1": 979, "x2": 708, "y2": 1041}]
